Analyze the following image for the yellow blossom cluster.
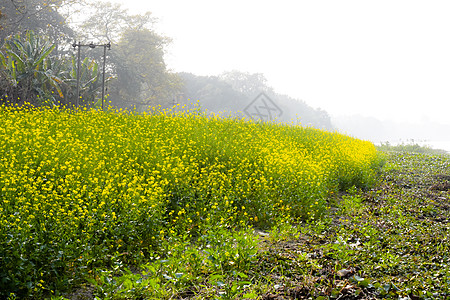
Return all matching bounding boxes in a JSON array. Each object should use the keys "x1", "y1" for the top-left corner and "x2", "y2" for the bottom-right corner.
[{"x1": 0, "y1": 103, "x2": 381, "y2": 295}]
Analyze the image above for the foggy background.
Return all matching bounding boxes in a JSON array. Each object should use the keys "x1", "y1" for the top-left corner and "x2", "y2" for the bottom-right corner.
[{"x1": 112, "y1": 0, "x2": 450, "y2": 150}]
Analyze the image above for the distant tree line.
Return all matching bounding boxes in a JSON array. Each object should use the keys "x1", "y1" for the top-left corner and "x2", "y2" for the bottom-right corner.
[
  {"x1": 0, "y1": 0, "x2": 332, "y2": 129},
  {"x1": 180, "y1": 71, "x2": 333, "y2": 129}
]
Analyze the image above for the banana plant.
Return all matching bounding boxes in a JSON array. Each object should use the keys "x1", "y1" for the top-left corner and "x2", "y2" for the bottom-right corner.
[
  {"x1": 0, "y1": 31, "x2": 65, "y2": 105},
  {"x1": 62, "y1": 55, "x2": 104, "y2": 106},
  {"x1": 1, "y1": 31, "x2": 110, "y2": 107}
]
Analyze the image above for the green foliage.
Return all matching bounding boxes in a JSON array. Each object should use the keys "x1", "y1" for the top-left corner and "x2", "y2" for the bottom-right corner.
[
  {"x1": 0, "y1": 31, "x2": 62, "y2": 105},
  {"x1": 0, "y1": 0, "x2": 75, "y2": 43},
  {"x1": 1, "y1": 0, "x2": 180, "y2": 110},
  {"x1": 179, "y1": 72, "x2": 251, "y2": 116},
  {"x1": 257, "y1": 151, "x2": 450, "y2": 299},
  {"x1": 111, "y1": 28, "x2": 181, "y2": 108},
  {"x1": 62, "y1": 55, "x2": 104, "y2": 106},
  {"x1": 0, "y1": 105, "x2": 381, "y2": 298},
  {"x1": 76, "y1": 1, "x2": 181, "y2": 109},
  {"x1": 377, "y1": 141, "x2": 449, "y2": 155},
  {"x1": 0, "y1": 31, "x2": 105, "y2": 107}
]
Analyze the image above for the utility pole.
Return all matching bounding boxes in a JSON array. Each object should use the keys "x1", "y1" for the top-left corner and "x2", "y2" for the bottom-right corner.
[
  {"x1": 75, "y1": 41, "x2": 81, "y2": 107},
  {"x1": 72, "y1": 42, "x2": 111, "y2": 109}
]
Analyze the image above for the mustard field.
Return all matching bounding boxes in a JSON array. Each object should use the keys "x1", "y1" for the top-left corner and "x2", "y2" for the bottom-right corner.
[{"x1": 0, "y1": 104, "x2": 382, "y2": 298}]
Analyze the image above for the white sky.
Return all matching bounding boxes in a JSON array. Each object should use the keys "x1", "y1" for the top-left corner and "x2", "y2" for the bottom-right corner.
[{"x1": 112, "y1": 0, "x2": 450, "y2": 126}]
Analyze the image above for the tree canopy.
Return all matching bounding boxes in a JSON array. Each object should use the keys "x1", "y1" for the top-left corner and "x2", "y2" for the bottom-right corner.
[
  {"x1": 77, "y1": 1, "x2": 154, "y2": 43},
  {"x1": 73, "y1": 1, "x2": 180, "y2": 109},
  {"x1": 111, "y1": 28, "x2": 180, "y2": 108},
  {"x1": 0, "y1": 0, "x2": 75, "y2": 44},
  {"x1": 0, "y1": 0, "x2": 182, "y2": 109}
]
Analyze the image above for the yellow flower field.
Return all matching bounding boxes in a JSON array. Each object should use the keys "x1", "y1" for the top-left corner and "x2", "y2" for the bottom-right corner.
[{"x1": 0, "y1": 104, "x2": 382, "y2": 297}]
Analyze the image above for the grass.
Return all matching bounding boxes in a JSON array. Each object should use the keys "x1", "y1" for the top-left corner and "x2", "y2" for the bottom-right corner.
[
  {"x1": 258, "y1": 151, "x2": 450, "y2": 299},
  {"x1": 377, "y1": 141, "x2": 449, "y2": 155},
  {"x1": 0, "y1": 103, "x2": 383, "y2": 299}
]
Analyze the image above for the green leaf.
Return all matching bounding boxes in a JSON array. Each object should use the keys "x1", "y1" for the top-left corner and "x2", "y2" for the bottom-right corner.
[
  {"x1": 6, "y1": 49, "x2": 25, "y2": 71},
  {"x1": 358, "y1": 278, "x2": 370, "y2": 288},
  {"x1": 71, "y1": 56, "x2": 77, "y2": 78},
  {"x1": 209, "y1": 274, "x2": 223, "y2": 282},
  {"x1": 50, "y1": 75, "x2": 64, "y2": 98},
  {"x1": 0, "y1": 51, "x2": 6, "y2": 68},
  {"x1": 237, "y1": 280, "x2": 251, "y2": 286},
  {"x1": 10, "y1": 59, "x2": 16, "y2": 82},
  {"x1": 85, "y1": 277, "x2": 98, "y2": 286},
  {"x1": 92, "y1": 61, "x2": 98, "y2": 78}
]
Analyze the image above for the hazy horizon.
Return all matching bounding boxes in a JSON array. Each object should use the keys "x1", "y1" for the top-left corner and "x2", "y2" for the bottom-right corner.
[
  {"x1": 103, "y1": 1, "x2": 449, "y2": 126},
  {"x1": 95, "y1": 0, "x2": 450, "y2": 147}
]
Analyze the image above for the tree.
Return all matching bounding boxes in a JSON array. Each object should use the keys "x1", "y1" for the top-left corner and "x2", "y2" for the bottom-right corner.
[
  {"x1": 220, "y1": 70, "x2": 273, "y2": 98},
  {"x1": 179, "y1": 72, "x2": 249, "y2": 115},
  {"x1": 0, "y1": 0, "x2": 76, "y2": 44},
  {"x1": 213, "y1": 70, "x2": 334, "y2": 128},
  {"x1": 77, "y1": 1, "x2": 153, "y2": 44},
  {"x1": 0, "y1": 0, "x2": 180, "y2": 109},
  {"x1": 75, "y1": 1, "x2": 181, "y2": 109},
  {"x1": 111, "y1": 28, "x2": 181, "y2": 108},
  {"x1": 274, "y1": 93, "x2": 333, "y2": 129}
]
